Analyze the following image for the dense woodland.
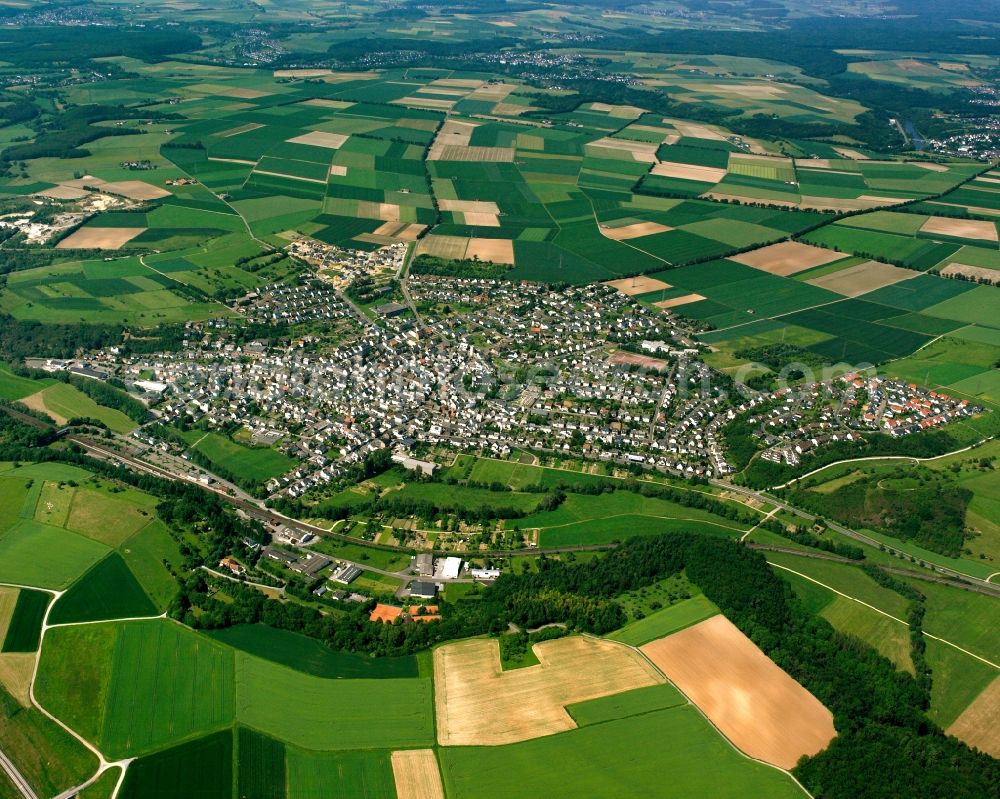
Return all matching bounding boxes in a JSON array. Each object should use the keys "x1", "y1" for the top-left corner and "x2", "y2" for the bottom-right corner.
[{"x1": 786, "y1": 470, "x2": 971, "y2": 556}]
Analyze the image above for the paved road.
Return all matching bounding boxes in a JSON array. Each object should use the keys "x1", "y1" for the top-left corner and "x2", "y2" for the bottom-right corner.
[
  {"x1": 712, "y1": 478, "x2": 1000, "y2": 591},
  {"x1": 0, "y1": 750, "x2": 38, "y2": 799}
]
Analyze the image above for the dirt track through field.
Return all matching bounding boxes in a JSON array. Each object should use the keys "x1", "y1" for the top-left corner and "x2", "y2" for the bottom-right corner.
[
  {"x1": 641, "y1": 615, "x2": 836, "y2": 769},
  {"x1": 391, "y1": 750, "x2": 446, "y2": 799},
  {"x1": 434, "y1": 636, "x2": 663, "y2": 746}
]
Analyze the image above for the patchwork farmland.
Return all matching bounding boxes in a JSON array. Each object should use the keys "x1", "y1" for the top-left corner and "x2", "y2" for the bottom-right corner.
[{"x1": 0, "y1": 8, "x2": 999, "y2": 798}]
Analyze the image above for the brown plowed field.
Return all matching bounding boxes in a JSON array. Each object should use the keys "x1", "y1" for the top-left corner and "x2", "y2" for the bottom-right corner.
[{"x1": 641, "y1": 615, "x2": 836, "y2": 769}]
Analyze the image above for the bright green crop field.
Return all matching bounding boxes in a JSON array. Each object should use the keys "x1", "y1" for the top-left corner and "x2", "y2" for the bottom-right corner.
[{"x1": 439, "y1": 705, "x2": 808, "y2": 799}]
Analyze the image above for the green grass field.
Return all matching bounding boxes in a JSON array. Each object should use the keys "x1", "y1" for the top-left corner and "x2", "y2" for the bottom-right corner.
[
  {"x1": 77, "y1": 767, "x2": 121, "y2": 799},
  {"x1": 183, "y1": 431, "x2": 295, "y2": 484},
  {"x1": 0, "y1": 589, "x2": 49, "y2": 653},
  {"x1": 37, "y1": 619, "x2": 235, "y2": 758},
  {"x1": 21, "y1": 383, "x2": 137, "y2": 433},
  {"x1": 776, "y1": 567, "x2": 913, "y2": 673},
  {"x1": 0, "y1": 684, "x2": 98, "y2": 799},
  {"x1": 924, "y1": 638, "x2": 999, "y2": 728},
  {"x1": 48, "y1": 553, "x2": 157, "y2": 625},
  {"x1": 236, "y1": 727, "x2": 285, "y2": 799},
  {"x1": 0, "y1": 364, "x2": 53, "y2": 401},
  {"x1": 207, "y1": 624, "x2": 418, "y2": 678},
  {"x1": 235, "y1": 654, "x2": 434, "y2": 750},
  {"x1": 608, "y1": 594, "x2": 720, "y2": 647},
  {"x1": 117, "y1": 520, "x2": 184, "y2": 611},
  {"x1": 285, "y1": 747, "x2": 397, "y2": 799},
  {"x1": 0, "y1": 519, "x2": 110, "y2": 589},
  {"x1": 118, "y1": 730, "x2": 233, "y2": 799},
  {"x1": 516, "y1": 491, "x2": 749, "y2": 546},
  {"x1": 567, "y1": 682, "x2": 686, "y2": 726},
  {"x1": 440, "y1": 704, "x2": 807, "y2": 799}
]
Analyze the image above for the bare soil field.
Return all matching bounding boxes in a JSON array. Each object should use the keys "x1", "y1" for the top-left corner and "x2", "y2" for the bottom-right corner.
[
  {"x1": 466, "y1": 238, "x2": 515, "y2": 264},
  {"x1": 732, "y1": 241, "x2": 845, "y2": 276},
  {"x1": 641, "y1": 615, "x2": 836, "y2": 769},
  {"x1": 428, "y1": 121, "x2": 478, "y2": 158},
  {"x1": 800, "y1": 196, "x2": 888, "y2": 212},
  {"x1": 439, "y1": 199, "x2": 500, "y2": 215},
  {"x1": 652, "y1": 161, "x2": 727, "y2": 183},
  {"x1": 0, "y1": 654, "x2": 34, "y2": 706},
  {"x1": 947, "y1": 676, "x2": 1000, "y2": 758},
  {"x1": 666, "y1": 120, "x2": 727, "y2": 141},
  {"x1": 600, "y1": 221, "x2": 672, "y2": 241},
  {"x1": 604, "y1": 275, "x2": 671, "y2": 295},
  {"x1": 101, "y1": 181, "x2": 171, "y2": 201},
  {"x1": 920, "y1": 216, "x2": 999, "y2": 242},
  {"x1": 588, "y1": 138, "x2": 659, "y2": 163},
  {"x1": 807, "y1": 261, "x2": 916, "y2": 297},
  {"x1": 468, "y1": 83, "x2": 516, "y2": 101},
  {"x1": 56, "y1": 227, "x2": 146, "y2": 250},
  {"x1": 19, "y1": 389, "x2": 66, "y2": 424},
  {"x1": 395, "y1": 96, "x2": 455, "y2": 111},
  {"x1": 287, "y1": 131, "x2": 348, "y2": 149},
  {"x1": 654, "y1": 293, "x2": 705, "y2": 309},
  {"x1": 610, "y1": 351, "x2": 669, "y2": 370},
  {"x1": 940, "y1": 263, "x2": 999, "y2": 284},
  {"x1": 329, "y1": 165, "x2": 348, "y2": 177},
  {"x1": 357, "y1": 201, "x2": 402, "y2": 222},
  {"x1": 36, "y1": 185, "x2": 88, "y2": 200},
  {"x1": 434, "y1": 78, "x2": 484, "y2": 88},
  {"x1": 461, "y1": 212, "x2": 500, "y2": 227},
  {"x1": 391, "y1": 750, "x2": 446, "y2": 799},
  {"x1": 374, "y1": 222, "x2": 425, "y2": 241},
  {"x1": 434, "y1": 636, "x2": 663, "y2": 746},
  {"x1": 912, "y1": 162, "x2": 950, "y2": 172}
]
